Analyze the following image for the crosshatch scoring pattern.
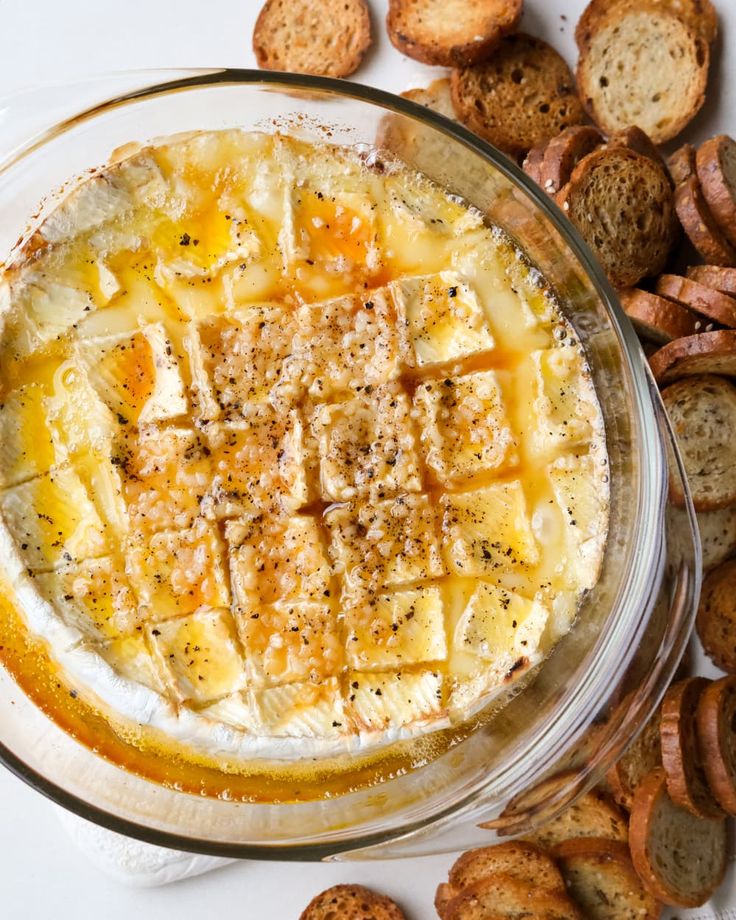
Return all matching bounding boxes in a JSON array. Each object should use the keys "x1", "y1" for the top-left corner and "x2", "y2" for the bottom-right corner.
[{"x1": 0, "y1": 131, "x2": 609, "y2": 752}]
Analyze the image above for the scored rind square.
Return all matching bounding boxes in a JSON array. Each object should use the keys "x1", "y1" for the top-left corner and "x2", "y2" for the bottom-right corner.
[
  {"x1": 441, "y1": 481, "x2": 539, "y2": 577},
  {"x1": 248, "y1": 677, "x2": 347, "y2": 738},
  {"x1": 226, "y1": 515, "x2": 331, "y2": 607},
  {"x1": 414, "y1": 370, "x2": 517, "y2": 485},
  {"x1": 294, "y1": 289, "x2": 402, "y2": 400},
  {"x1": 531, "y1": 346, "x2": 598, "y2": 453},
  {"x1": 452, "y1": 581, "x2": 549, "y2": 662},
  {"x1": 149, "y1": 608, "x2": 246, "y2": 704},
  {"x1": 325, "y1": 494, "x2": 445, "y2": 603},
  {"x1": 347, "y1": 669, "x2": 444, "y2": 732},
  {"x1": 202, "y1": 407, "x2": 309, "y2": 519},
  {"x1": 0, "y1": 466, "x2": 110, "y2": 570},
  {"x1": 193, "y1": 305, "x2": 301, "y2": 419},
  {"x1": 391, "y1": 272, "x2": 494, "y2": 367},
  {"x1": 125, "y1": 519, "x2": 230, "y2": 621},
  {"x1": 79, "y1": 323, "x2": 187, "y2": 427},
  {"x1": 118, "y1": 425, "x2": 213, "y2": 535},
  {"x1": 344, "y1": 585, "x2": 447, "y2": 671},
  {"x1": 308, "y1": 383, "x2": 422, "y2": 501},
  {"x1": 34, "y1": 555, "x2": 140, "y2": 642},
  {"x1": 233, "y1": 600, "x2": 343, "y2": 688},
  {"x1": 0, "y1": 384, "x2": 58, "y2": 488}
]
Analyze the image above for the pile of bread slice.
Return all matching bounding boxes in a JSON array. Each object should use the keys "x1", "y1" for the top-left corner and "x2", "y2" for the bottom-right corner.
[{"x1": 432, "y1": 675, "x2": 736, "y2": 919}]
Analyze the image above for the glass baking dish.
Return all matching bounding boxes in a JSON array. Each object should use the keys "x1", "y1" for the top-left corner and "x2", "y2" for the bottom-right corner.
[{"x1": 0, "y1": 70, "x2": 700, "y2": 860}]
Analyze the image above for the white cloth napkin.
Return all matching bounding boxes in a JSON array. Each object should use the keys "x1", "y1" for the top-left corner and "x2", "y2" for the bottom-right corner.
[{"x1": 55, "y1": 806, "x2": 234, "y2": 887}]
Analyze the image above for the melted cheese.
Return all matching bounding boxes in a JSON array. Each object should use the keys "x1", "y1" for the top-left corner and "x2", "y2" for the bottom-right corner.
[{"x1": 0, "y1": 130, "x2": 609, "y2": 776}]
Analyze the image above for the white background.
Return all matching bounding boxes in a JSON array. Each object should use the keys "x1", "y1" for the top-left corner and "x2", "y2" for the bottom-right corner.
[{"x1": 0, "y1": 0, "x2": 735, "y2": 917}]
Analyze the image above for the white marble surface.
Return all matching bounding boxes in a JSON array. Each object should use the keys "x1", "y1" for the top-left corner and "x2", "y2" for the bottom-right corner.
[{"x1": 1, "y1": 0, "x2": 736, "y2": 917}]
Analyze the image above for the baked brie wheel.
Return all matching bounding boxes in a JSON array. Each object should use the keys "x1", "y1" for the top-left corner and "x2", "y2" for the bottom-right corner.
[{"x1": 0, "y1": 131, "x2": 608, "y2": 773}]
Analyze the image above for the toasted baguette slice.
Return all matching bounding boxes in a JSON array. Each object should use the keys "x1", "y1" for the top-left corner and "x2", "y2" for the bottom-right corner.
[
  {"x1": 661, "y1": 375, "x2": 736, "y2": 510},
  {"x1": 575, "y1": 0, "x2": 718, "y2": 48},
  {"x1": 552, "y1": 837, "x2": 661, "y2": 920},
  {"x1": 607, "y1": 708, "x2": 662, "y2": 812},
  {"x1": 387, "y1": 0, "x2": 522, "y2": 67},
  {"x1": 688, "y1": 264, "x2": 736, "y2": 295},
  {"x1": 300, "y1": 884, "x2": 406, "y2": 920},
  {"x1": 668, "y1": 144, "x2": 697, "y2": 185},
  {"x1": 556, "y1": 147, "x2": 677, "y2": 288},
  {"x1": 609, "y1": 125, "x2": 667, "y2": 173},
  {"x1": 656, "y1": 273, "x2": 736, "y2": 327},
  {"x1": 576, "y1": 8, "x2": 709, "y2": 144},
  {"x1": 660, "y1": 678, "x2": 723, "y2": 817},
  {"x1": 451, "y1": 34, "x2": 584, "y2": 158},
  {"x1": 649, "y1": 330, "x2": 736, "y2": 384},
  {"x1": 539, "y1": 125, "x2": 603, "y2": 196},
  {"x1": 253, "y1": 0, "x2": 371, "y2": 77},
  {"x1": 449, "y1": 842, "x2": 565, "y2": 894},
  {"x1": 697, "y1": 676, "x2": 736, "y2": 815},
  {"x1": 629, "y1": 767, "x2": 727, "y2": 908},
  {"x1": 696, "y1": 135, "x2": 736, "y2": 248},
  {"x1": 675, "y1": 175, "x2": 736, "y2": 266},
  {"x1": 443, "y1": 874, "x2": 582, "y2": 920},
  {"x1": 401, "y1": 79, "x2": 457, "y2": 120},
  {"x1": 522, "y1": 141, "x2": 549, "y2": 187},
  {"x1": 619, "y1": 288, "x2": 706, "y2": 344},
  {"x1": 697, "y1": 558, "x2": 736, "y2": 673},
  {"x1": 523, "y1": 789, "x2": 628, "y2": 850}
]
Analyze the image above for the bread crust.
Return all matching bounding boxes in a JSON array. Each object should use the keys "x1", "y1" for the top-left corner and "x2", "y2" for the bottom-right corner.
[
  {"x1": 675, "y1": 176, "x2": 736, "y2": 266},
  {"x1": 434, "y1": 882, "x2": 454, "y2": 919},
  {"x1": 668, "y1": 144, "x2": 697, "y2": 185},
  {"x1": 522, "y1": 141, "x2": 549, "y2": 186},
  {"x1": 299, "y1": 884, "x2": 406, "y2": 920},
  {"x1": 656, "y1": 273, "x2": 736, "y2": 326},
  {"x1": 451, "y1": 34, "x2": 584, "y2": 158},
  {"x1": 539, "y1": 125, "x2": 603, "y2": 196},
  {"x1": 697, "y1": 559, "x2": 736, "y2": 673},
  {"x1": 696, "y1": 676, "x2": 736, "y2": 814},
  {"x1": 697, "y1": 135, "x2": 736, "y2": 248},
  {"x1": 253, "y1": 0, "x2": 372, "y2": 77},
  {"x1": 386, "y1": 0, "x2": 522, "y2": 67},
  {"x1": 619, "y1": 288, "x2": 706, "y2": 344},
  {"x1": 649, "y1": 330, "x2": 736, "y2": 384},
  {"x1": 576, "y1": 0, "x2": 719, "y2": 48},
  {"x1": 688, "y1": 264, "x2": 736, "y2": 295},
  {"x1": 609, "y1": 125, "x2": 668, "y2": 175},
  {"x1": 660, "y1": 677, "x2": 723, "y2": 817},
  {"x1": 695, "y1": 504, "x2": 736, "y2": 571},
  {"x1": 629, "y1": 767, "x2": 727, "y2": 908}
]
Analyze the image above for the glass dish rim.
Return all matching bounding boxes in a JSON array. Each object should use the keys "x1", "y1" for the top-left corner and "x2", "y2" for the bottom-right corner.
[{"x1": 0, "y1": 67, "x2": 670, "y2": 858}]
